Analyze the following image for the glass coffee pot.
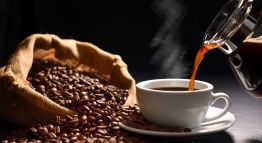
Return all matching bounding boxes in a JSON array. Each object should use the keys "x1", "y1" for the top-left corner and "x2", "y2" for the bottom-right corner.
[{"x1": 204, "y1": 0, "x2": 262, "y2": 97}]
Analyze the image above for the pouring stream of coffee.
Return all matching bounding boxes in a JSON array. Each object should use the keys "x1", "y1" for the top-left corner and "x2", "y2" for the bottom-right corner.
[
  {"x1": 189, "y1": 42, "x2": 223, "y2": 91},
  {"x1": 188, "y1": 0, "x2": 253, "y2": 91}
]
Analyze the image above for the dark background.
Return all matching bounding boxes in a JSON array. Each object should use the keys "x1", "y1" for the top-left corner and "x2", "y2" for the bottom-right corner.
[
  {"x1": 1, "y1": 1, "x2": 262, "y2": 142},
  {"x1": 0, "y1": 0, "x2": 260, "y2": 82}
]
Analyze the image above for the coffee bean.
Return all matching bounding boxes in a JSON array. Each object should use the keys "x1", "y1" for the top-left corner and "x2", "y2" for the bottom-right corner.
[
  {"x1": 54, "y1": 126, "x2": 60, "y2": 134},
  {"x1": 60, "y1": 133, "x2": 68, "y2": 138},
  {"x1": 112, "y1": 126, "x2": 120, "y2": 130},
  {"x1": 70, "y1": 136, "x2": 78, "y2": 141},
  {"x1": 78, "y1": 135, "x2": 87, "y2": 140},
  {"x1": 29, "y1": 127, "x2": 37, "y2": 133},
  {"x1": 93, "y1": 112, "x2": 102, "y2": 119},
  {"x1": 87, "y1": 116, "x2": 96, "y2": 123},
  {"x1": 72, "y1": 129, "x2": 80, "y2": 133},
  {"x1": 73, "y1": 94, "x2": 80, "y2": 101},
  {"x1": 81, "y1": 95, "x2": 88, "y2": 100},
  {"x1": 47, "y1": 124, "x2": 54, "y2": 131},
  {"x1": 61, "y1": 74, "x2": 69, "y2": 79},
  {"x1": 62, "y1": 91, "x2": 74, "y2": 98},
  {"x1": 88, "y1": 127, "x2": 96, "y2": 132},
  {"x1": 79, "y1": 115, "x2": 87, "y2": 123},
  {"x1": 65, "y1": 115, "x2": 73, "y2": 120},
  {"x1": 111, "y1": 121, "x2": 119, "y2": 126},
  {"x1": 105, "y1": 116, "x2": 112, "y2": 122},
  {"x1": 68, "y1": 85, "x2": 73, "y2": 90},
  {"x1": 49, "y1": 132, "x2": 56, "y2": 138},
  {"x1": 94, "y1": 138, "x2": 104, "y2": 143},
  {"x1": 97, "y1": 129, "x2": 107, "y2": 135},
  {"x1": 117, "y1": 136, "x2": 124, "y2": 141},
  {"x1": 113, "y1": 117, "x2": 120, "y2": 122},
  {"x1": 61, "y1": 138, "x2": 70, "y2": 143}
]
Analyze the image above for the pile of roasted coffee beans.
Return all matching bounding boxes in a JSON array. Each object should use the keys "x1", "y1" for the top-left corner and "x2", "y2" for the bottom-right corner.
[{"x1": 1, "y1": 60, "x2": 190, "y2": 143}]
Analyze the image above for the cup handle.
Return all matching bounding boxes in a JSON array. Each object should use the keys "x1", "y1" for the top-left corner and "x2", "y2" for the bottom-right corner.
[{"x1": 203, "y1": 92, "x2": 231, "y2": 122}]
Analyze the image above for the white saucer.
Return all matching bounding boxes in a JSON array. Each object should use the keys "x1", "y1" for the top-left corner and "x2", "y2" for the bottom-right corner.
[{"x1": 119, "y1": 107, "x2": 235, "y2": 137}]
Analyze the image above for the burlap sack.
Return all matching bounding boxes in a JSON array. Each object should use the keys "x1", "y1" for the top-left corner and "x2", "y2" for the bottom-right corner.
[{"x1": 0, "y1": 34, "x2": 136, "y2": 126}]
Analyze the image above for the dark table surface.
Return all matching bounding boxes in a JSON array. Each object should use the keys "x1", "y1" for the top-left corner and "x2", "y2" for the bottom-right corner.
[{"x1": 225, "y1": 84, "x2": 262, "y2": 143}]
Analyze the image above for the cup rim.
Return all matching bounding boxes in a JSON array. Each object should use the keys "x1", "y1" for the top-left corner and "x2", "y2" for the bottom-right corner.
[{"x1": 136, "y1": 78, "x2": 213, "y2": 93}]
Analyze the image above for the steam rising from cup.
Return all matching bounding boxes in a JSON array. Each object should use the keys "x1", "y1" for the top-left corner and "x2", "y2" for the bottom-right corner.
[{"x1": 151, "y1": 0, "x2": 191, "y2": 78}]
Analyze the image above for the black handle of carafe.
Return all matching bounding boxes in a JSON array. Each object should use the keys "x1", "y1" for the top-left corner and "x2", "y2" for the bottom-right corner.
[{"x1": 220, "y1": 40, "x2": 261, "y2": 92}]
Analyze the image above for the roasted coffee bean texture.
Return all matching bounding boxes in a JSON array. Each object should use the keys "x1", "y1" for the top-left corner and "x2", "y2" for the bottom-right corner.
[
  {"x1": 27, "y1": 60, "x2": 128, "y2": 107},
  {"x1": 1, "y1": 60, "x2": 190, "y2": 143}
]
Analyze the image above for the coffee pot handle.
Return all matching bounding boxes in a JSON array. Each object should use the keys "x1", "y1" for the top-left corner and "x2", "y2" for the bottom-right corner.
[{"x1": 228, "y1": 53, "x2": 262, "y2": 91}]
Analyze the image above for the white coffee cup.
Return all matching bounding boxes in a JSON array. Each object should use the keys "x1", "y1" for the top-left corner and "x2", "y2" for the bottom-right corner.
[{"x1": 136, "y1": 79, "x2": 231, "y2": 128}]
